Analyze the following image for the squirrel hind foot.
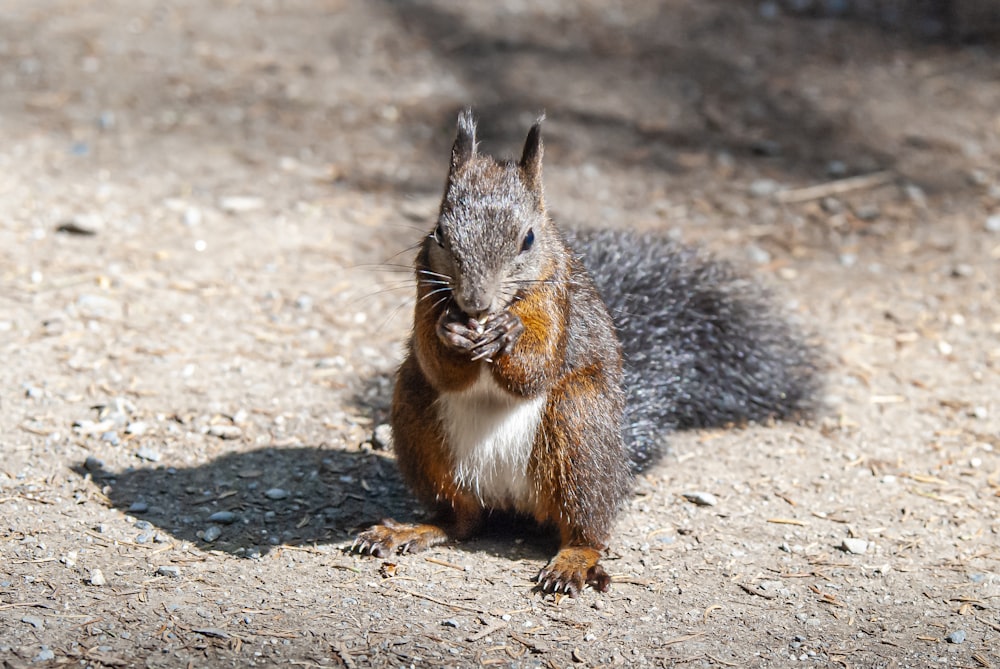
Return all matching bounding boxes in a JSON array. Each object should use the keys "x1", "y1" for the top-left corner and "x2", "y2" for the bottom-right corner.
[
  {"x1": 537, "y1": 547, "x2": 611, "y2": 597},
  {"x1": 350, "y1": 519, "x2": 449, "y2": 557}
]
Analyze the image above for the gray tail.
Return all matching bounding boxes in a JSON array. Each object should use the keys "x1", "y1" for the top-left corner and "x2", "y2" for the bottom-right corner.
[{"x1": 566, "y1": 229, "x2": 822, "y2": 472}]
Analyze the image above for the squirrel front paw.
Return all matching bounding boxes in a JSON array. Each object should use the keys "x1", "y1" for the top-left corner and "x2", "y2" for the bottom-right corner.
[
  {"x1": 437, "y1": 309, "x2": 523, "y2": 362},
  {"x1": 537, "y1": 547, "x2": 611, "y2": 597}
]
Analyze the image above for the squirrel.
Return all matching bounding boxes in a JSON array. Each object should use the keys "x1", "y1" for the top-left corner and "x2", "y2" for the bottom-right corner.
[{"x1": 352, "y1": 110, "x2": 821, "y2": 596}]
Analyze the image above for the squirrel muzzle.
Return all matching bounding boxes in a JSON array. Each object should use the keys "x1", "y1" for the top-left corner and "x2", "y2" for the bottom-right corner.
[{"x1": 453, "y1": 277, "x2": 499, "y2": 322}]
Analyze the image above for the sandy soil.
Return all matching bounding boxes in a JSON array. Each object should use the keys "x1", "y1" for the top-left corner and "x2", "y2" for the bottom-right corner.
[{"x1": 2, "y1": 1, "x2": 999, "y2": 667}]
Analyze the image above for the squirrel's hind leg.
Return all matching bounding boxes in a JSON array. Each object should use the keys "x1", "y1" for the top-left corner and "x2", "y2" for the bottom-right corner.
[
  {"x1": 537, "y1": 547, "x2": 610, "y2": 596},
  {"x1": 351, "y1": 497, "x2": 484, "y2": 557},
  {"x1": 352, "y1": 518, "x2": 450, "y2": 557}
]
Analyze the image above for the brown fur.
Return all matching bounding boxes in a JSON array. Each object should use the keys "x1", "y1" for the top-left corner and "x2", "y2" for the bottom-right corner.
[{"x1": 352, "y1": 111, "x2": 633, "y2": 596}]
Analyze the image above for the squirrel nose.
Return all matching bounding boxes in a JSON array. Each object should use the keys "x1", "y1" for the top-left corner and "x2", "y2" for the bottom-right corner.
[
  {"x1": 456, "y1": 286, "x2": 494, "y2": 320},
  {"x1": 460, "y1": 302, "x2": 490, "y2": 321}
]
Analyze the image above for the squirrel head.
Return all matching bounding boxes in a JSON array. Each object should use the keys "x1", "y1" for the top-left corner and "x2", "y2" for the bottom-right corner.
[{"x1": 426, "y1": 109, "x2": 553, "y2": 321}]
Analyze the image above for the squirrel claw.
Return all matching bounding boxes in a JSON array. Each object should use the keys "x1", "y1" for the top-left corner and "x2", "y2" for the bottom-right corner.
[
  {"x1": 536, "y1": 547, "x2": 610, "y2": 597},
  {"x1": 349, "y1": 536, "x2": 389, "y2": 558}
]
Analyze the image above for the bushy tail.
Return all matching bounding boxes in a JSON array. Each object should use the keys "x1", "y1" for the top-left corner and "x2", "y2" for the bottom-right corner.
[{"x1": 566, "y1": 229, "x2": 822, "y2": 471}]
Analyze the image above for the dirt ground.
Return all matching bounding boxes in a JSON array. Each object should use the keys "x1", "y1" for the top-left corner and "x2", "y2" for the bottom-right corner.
[{"x1": 2, "y1": 1, "x2": 1000, "y2": 667}]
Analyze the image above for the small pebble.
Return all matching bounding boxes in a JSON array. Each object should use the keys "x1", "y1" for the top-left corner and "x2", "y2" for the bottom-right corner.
[
  {"x1": 100, "y1": 431, "x2": 120, "y2": 445},
  {"x1": 853, "y1": 204, "x2": 880, "y2": 221},
  {"x1": 208, "y1": 424, "x2": 242, "y2": 440},
  {"x1": 904, "y1": 184, "x2": 927, "y2": 207},
  {"x1": 21, "y1": 615, "x2": 44, "y2": 630},
  {"x1": 946, "y1": 629, "x2": 966, "y2": 644},
  {"x1": 202, "y1": 526, "x2": 222, "y2": 542},
  {"x1": 135, "y1": 520, "x2": 152, "y2": 530},
  {"x1": 265, "y1": 488, "x2": 289, "y2": 500},
  {"x1": 758, "y1": 1, "x2": 779, "y2": 19},
  {"x1": 128, "y1": 501, "x2": 149, "y2": 514},
  {"x1": 88, "y1": 568, "x2": 107, "y2": 586},
  {"x1": 34, "y1": 647, "x2": 55, "y2": 662},
  {"x1": 986, "y1": 214, "x2": 1000, "y2": 233},
  {"x1": 951, "y1": 264, "x2": 974, "y2": 278},
  {"x1": 83, "y1": 456, "x2": 105, "y2": 472},
  {"x1": 183, "y1": 206, "x2": 203, "y2": 227},
  {"x1": 74, "y1": 419, "x2": 116, "y2": 436},
  {"x1": 821, "y1": 197, "x2": 844, "y2": 213},
  {"x1": 826, "y1": 160, "x2": 848, "y2": 177},
  {"x1": 442, "y1": 619, "x2": 460, "y2": 628},
  {"x1": 125, "y1": 421, "x2": 149, "y2": 436},
  {"x1": 840, "y1": 538, "x2": 869, "y2": 555},
  {"x1": 746, "y1": 245, "x2": 771, "y2": 265},
  {"x1": 156, "y1": 565, "x2": 181, "y2": 578},
  {"x1": 135, "y1": 446, "x2": 161, "y2": 462},
  {"x1": 683, "y1": 491, "x2": 718, "y2": 507},
  {"x1": 372, "y1": 424, "x2": 394, "y2": 450},
  {"x1": 749, "y1": 179, "x2": 780, "y2": 198},
  {"x1": 208, "y1": 511, "x2": 237, "y2": 524},
  {"x1": 219, "y1": 196, "x2": 264, "y2": 213}
]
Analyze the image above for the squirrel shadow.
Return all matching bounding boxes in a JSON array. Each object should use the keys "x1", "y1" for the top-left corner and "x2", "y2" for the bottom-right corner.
[
  {"x1": 70, "y1": 439, "x2": 558, "y2": 564},
  {"x1": 71, "y1": 445, "x2": 411, "y2": 557}
]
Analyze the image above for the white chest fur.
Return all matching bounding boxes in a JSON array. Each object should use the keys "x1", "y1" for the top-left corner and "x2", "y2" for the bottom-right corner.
[{"x1": 437, "y1": 368, "x2": 546, "y2": 511}]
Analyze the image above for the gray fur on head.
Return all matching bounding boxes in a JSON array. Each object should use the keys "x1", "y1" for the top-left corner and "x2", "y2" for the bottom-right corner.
[{"x1": 428, "y1": 112, "x2": 551, "y2": 319}]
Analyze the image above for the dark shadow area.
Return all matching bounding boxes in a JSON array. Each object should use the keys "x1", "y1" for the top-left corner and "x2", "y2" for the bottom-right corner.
[
  {"x1": 379, "y1": 0, "x2": 998, "y2": 191},
  {"x1": 72, "y1": 446, "x2": 409, "y2": 556},
  {"x1": 3, "y1": 1, "x2": 997, "y2": 200},
  {"x1": 70, "y1": 445, "x2": 558, "y2": 563},
  {"x1": 775, "y1": 0, "x2": 1000, "y2": 43}
]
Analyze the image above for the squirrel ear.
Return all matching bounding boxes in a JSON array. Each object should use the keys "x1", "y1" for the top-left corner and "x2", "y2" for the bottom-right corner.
[
  {"x1": 451, "y1": 108, "x2": 477, "y2": 171},
  {"x1": 519, "y1": 113, "x2": 545, "y2": 195}
]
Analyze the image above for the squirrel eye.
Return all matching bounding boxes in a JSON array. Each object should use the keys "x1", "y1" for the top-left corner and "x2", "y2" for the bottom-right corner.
[
  {"x1": 520, "y1": 228, "x2": 535, "y2": 253},
  {"x1": 431, "y1": 224, "x2": 444, "y2": 247}
]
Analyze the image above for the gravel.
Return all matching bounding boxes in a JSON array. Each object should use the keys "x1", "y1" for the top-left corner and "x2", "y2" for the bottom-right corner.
[
  {"x1": 372, "y1": 423, "x2": 394, "y2": 450},
  {"x1": 840, "y1": 538, "x2": 869, "y2": 555},
  {"x1": 83, "y1": 456, "x2": 105, "y2": 472},
  {"x1": 208, "y1": 511, "x2": 238, "y2": 524},
  {"x1": 682, "y1": 491, "x2": 718, "y2": 507},
  {"x1": 208, "y1": 424, "x2": 243, "y2": 440},
  {"x1": 21, "y1": 616, "x2": 43, "y2": 630},
  {"x1": 33, "y1": 647, "x2": 55, "y2": 662},
  {"x1": 135, "y1": 446, "x2": 161, "y2": 462}
]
